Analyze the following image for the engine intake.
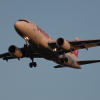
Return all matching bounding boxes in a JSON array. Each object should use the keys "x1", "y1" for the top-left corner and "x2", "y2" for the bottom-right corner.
[
  {"x1": 8, "y1": 45, "x2": 23, "y2": 58},
  {"x1": 56, "y1": 38, "x2": 70, "y2": 51}
]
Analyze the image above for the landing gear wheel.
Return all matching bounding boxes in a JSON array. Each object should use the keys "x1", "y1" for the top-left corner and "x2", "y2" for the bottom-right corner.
[
  {"x1": 29, "y1": 62, "x2": 37, "y2": 68},
  {"x1": 33, "y1": 62, "x2": 37, "y2": 67},
  {"x1": 29, "y1": 55, "x2": 37, "y2": 68},
  {"x1": 61, "y1": 58, "x2": 64, "y2": 63},
  {"x1": 29, "y1": 63, "x2": 33, "y2": 68},
  {"x1": 64, "y1": 57, "x2": 68, "y2": 62}
]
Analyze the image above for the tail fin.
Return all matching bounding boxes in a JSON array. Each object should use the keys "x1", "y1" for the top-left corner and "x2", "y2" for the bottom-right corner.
[{"x1": 72, "y1": 37, "x2": 80, "y2": 60}]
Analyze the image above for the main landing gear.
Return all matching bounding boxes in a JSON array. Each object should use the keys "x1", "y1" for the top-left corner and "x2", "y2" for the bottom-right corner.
[
  {"x1": 29, "y1": 56, "x2": 37, "y2": 68},
  {"x1": 61, "y1": 51, "x2": 68, "y2": 63},
  {"x1": 61, "y1": 57, "x2": 68, "y2": 63}
]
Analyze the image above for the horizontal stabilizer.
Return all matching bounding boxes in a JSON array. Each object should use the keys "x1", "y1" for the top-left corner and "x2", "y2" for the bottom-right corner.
[
  {"x1": 54, "y1": 65, "x2": 65, "y2": 68},
  {"x1": 77, "y1": 60, "x2": 100, "y2": 65}
]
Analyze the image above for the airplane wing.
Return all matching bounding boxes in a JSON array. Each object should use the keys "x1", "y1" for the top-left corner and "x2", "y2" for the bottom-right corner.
[
  {"x1": 0, "y1": 46, "x2": 42, "y2": 61},
  {"x1": 54, "y1": 64, "x2": 65, "y2": 68},
  {"x1": 48, "y1": 39, "x2": 100, "y2": 53},
  {"x1": 69, "y1": 39, "x2": 100, "y2": 51},
  {"x1": 77, "y1": 60, "x2": 100, "y2": 65}
]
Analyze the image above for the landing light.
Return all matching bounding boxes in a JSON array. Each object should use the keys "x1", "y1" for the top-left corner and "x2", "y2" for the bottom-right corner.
[
  {"x1": 53, "y1": 48, "x2": 57, "y2": 52},
  {"x1": 24, "y1": 37, "x2": 29, "y2": 41}
]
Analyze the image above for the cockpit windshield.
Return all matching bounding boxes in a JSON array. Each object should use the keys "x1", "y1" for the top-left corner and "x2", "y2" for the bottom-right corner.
[{"x1": 18, "y1": 19, "x2": 29, "y2": 23}]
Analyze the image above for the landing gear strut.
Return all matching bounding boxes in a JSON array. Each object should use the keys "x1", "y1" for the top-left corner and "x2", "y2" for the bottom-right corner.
[
  {"x1": 61, "y1": 52, "x2": 68, "y2": 63},
  {"x1": 29, "y1": 56, "x2": 37, "y2": 68}
]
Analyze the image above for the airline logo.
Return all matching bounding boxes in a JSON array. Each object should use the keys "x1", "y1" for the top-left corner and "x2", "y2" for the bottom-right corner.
[{"x1": 36, "y1": 25, "x2": 49, "y2": 38}]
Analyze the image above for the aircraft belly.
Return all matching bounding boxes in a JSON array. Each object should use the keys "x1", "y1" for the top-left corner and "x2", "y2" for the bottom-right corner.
[
  {"x1": 29, "y1": 42, "x2": 81, "y2": 69},
  {"x1": 28, "y1": 31, "x2": 81, "y2": 69},
  {"x1": 29, "y1": 42, "x2": 58, "y2": 60}
]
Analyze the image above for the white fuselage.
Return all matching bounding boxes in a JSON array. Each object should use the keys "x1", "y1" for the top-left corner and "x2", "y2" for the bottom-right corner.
[{"x1": 14, "y1": 19, "x2": 81, "y2": 69}]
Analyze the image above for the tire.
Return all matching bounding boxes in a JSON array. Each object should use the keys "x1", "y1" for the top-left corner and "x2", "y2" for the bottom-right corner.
[
  {"x1": 29, "y1": 63, "x2": 33, "y2": 68},
  {"x1": 33, "y1": 62, "x2": 37, "y2": 67},
  {"x1": 64, "y1": 58, "x2": 68, "y2": 62},
  {"x1": 61, "y1": 58, "x2": 64, "y2": 63}
]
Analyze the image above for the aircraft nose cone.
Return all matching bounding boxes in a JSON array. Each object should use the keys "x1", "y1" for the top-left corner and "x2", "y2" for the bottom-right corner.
[
  {"x1": 14, "y1": 21, "x2": 23, "y2": 34},
  {"x1": 14, "y1": 21, "x2": 20, "y2": 30},
  {"x1": 14, "y1": 21, "x2": 24, "y2": 37}
]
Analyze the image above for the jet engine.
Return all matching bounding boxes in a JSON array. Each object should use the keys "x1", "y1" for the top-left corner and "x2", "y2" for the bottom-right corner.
[
  {"x1": 56, "y1": 38, "x2": 70, "y2": 51},
  {"x1": 8, "y1": 45, "x2": 23, "y2": 58}
]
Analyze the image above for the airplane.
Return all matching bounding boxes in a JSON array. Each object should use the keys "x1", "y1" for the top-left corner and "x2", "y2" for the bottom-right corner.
[{"x1": 0, "y1": 19, "x2": 100, "y2": 69}]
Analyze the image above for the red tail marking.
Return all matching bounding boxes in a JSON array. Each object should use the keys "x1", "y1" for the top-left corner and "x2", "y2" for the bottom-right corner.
[
  {"x1": 72, "y1": 38, "x2": 79, "y2": 58},
  {"x1": 72, "y1": 50, "x2": 79, "y2": 58}
]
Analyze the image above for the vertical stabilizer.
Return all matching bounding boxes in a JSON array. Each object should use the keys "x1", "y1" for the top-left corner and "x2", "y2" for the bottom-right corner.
[{"x1": 72, "y1": 37, "x2": 80, "y2": 60}]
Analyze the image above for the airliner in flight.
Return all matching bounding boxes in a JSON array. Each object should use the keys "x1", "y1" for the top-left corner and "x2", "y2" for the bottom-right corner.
[{"x1": 0, "y1": 19, "x2": 100, "y2": 69}]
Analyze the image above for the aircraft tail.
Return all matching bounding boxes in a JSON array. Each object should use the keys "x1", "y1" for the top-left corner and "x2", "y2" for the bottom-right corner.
[{"x1": 72, "y1": 37, "x2": 80, "y2": 60}]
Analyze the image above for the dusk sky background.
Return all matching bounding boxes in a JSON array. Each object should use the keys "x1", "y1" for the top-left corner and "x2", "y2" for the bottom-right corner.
[{"x1": 0, "y1": 0, "x2": 100, "y2": 100}]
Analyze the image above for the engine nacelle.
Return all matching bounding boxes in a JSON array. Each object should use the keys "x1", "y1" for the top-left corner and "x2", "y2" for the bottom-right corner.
[
  {"x1": 8, "y1": 45, "x2": 23, "y2": 58},
  {"x1": 56, "y1": 38, "x2": 70, "y2": 51}
]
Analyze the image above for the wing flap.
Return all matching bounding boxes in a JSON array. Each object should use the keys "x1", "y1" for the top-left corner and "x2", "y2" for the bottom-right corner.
[{"x1": 77, "y1": 60, "x2": 100, "y2": 65}]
